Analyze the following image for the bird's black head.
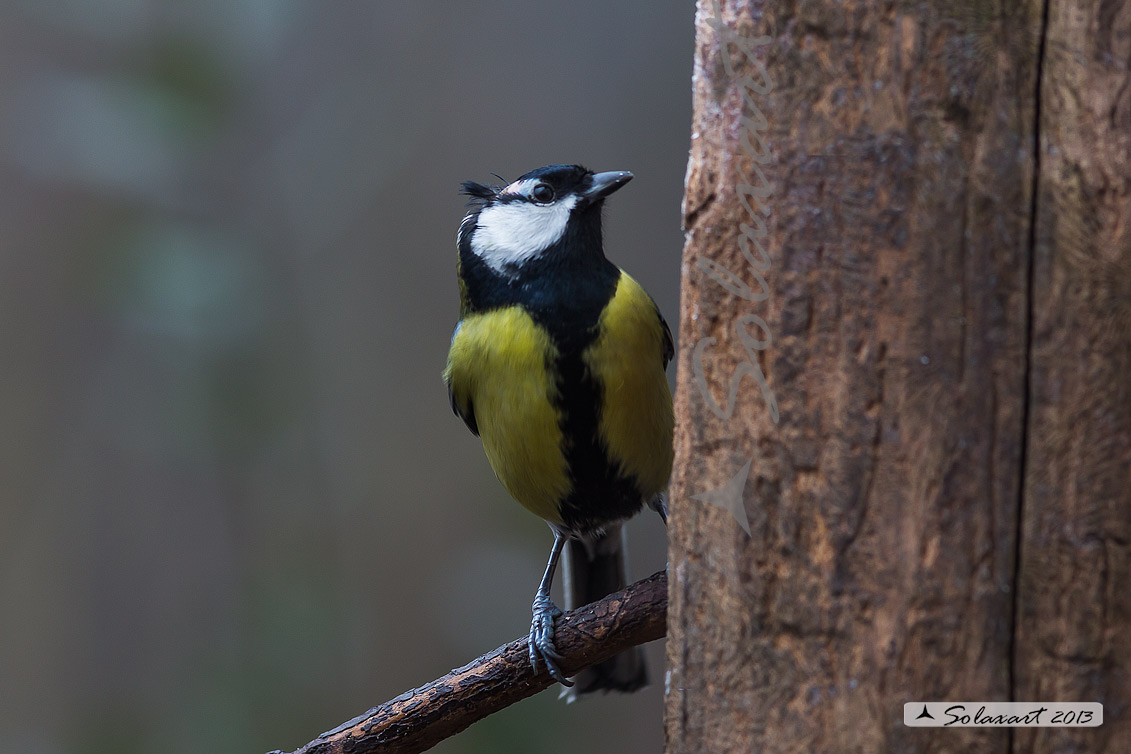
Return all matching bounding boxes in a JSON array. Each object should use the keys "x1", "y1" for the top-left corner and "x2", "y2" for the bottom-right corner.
[{"x1": 457, "y1": 164, "x2": 633, "y2": 278}]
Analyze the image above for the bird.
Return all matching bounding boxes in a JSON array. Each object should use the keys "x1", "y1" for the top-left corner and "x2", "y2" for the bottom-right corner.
[{"x1": 443, "y1": 164, "x2": 674, "y2": 695}]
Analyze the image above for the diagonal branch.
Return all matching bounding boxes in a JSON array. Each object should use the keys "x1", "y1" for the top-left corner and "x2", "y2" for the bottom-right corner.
[{"x1": 271, "y1": 569, "x2": 668, "y2": 754}]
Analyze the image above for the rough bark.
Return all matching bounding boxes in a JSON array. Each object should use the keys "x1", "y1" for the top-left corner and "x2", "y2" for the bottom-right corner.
[
  {"x1": 664, "y1": 0, "x2": 1125, "y2": 752},
  {"x1": 1015, "y1": 1, "x2": 1131, "y2": 752}
]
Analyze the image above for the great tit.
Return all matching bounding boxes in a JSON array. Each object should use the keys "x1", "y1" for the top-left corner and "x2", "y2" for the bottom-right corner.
[{"x1": 443, "y1": 164, "x2": 674, "y2": 695}]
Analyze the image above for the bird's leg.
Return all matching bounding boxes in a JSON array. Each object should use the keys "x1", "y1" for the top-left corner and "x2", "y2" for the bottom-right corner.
[
  {"x1": 650, "y1": 493, "x2": 668, "y2": 525},
  {"x1": 529, "y1": 530, "x2": 574, "y2": 686}
]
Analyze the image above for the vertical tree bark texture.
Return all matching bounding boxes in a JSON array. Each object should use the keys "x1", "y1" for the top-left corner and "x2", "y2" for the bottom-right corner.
[
  {"x1": 666, "y1": 1, "x2": 1125, "y2": 752},
  {"x1": 669, "y1": 2, "x2": 1034, "y2": 751},
  {"x1": 1015, "y1": 1, "x2": 1131, "y2": 753}
]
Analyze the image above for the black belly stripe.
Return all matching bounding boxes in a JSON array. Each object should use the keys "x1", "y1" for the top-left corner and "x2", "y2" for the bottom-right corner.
[
  {"x1": 551, "y1": 344, "x2": 647, "y2": 534},
  {"x1": 458, "y1": 219, "x2": 648, "y2": 533},
  {"x1": 527, "y1": 270, "x2": 647, "y2": 534}
]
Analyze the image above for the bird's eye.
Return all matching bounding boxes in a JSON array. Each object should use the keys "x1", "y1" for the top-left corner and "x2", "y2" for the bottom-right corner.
[{"x1": 531, "y1": 184, "x2": 554, "y2": 203}]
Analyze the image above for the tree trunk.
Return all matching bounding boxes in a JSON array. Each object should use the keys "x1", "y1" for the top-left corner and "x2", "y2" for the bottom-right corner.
[
  {"x1": 1015, "y1": 1, "x2": 1131, "y2": 753},
  {"x1": 666, "y1": 2, "x2": 1129, "y2": 753}
]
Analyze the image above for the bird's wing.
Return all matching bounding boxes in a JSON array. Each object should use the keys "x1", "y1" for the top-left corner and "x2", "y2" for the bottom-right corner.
[
  {"x1": 659, "y1": 310, "x2": 674, "y2": 369},
  {"x1": 444, "y1": 322, "x2": 479, "y2": 436},
  {"x1": 447, "y1": 380, "x2": 478, "y2": 436}
]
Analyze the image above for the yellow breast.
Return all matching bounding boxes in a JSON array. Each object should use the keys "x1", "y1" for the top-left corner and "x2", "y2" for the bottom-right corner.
[
  {"x1": 583, "y1": 271, "x2": 674, "y2": 499},
  {"x1": 444, "y1": 306, "x2": 571, "y2": 524},
  {"x1": 445, "y1": 271, "x2": 674, "y2": 526}
]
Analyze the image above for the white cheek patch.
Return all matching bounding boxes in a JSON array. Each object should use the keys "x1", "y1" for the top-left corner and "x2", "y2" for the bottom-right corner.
[{"x1": 471, "y1": 195, "x2": 578, "y2": 274}]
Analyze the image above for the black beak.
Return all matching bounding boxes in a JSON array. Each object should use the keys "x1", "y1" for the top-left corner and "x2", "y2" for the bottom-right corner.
[{"x1": 580, "y1": 170, "x2": 633, "y2": 203}]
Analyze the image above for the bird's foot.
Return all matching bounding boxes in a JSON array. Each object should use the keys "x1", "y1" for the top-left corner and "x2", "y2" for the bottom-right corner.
[{"x1": 529, "y1": 593, "x2": 573, "y2": 686}]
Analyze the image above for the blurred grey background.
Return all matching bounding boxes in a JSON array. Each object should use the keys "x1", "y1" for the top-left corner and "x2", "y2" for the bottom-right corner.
[{"x1": 0, "y1": 2, "x2": 690, "y2": 753}]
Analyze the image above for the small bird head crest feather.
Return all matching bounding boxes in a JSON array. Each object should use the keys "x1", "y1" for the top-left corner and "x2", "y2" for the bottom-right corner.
[{"x1": 460, "y1": 181, "x2": 500, "y2": 205}]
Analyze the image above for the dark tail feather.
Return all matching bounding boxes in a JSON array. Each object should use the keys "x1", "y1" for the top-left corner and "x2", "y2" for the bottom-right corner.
[{"x1": 560, "y1": 524, "x2": 648, "y2": 699}]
